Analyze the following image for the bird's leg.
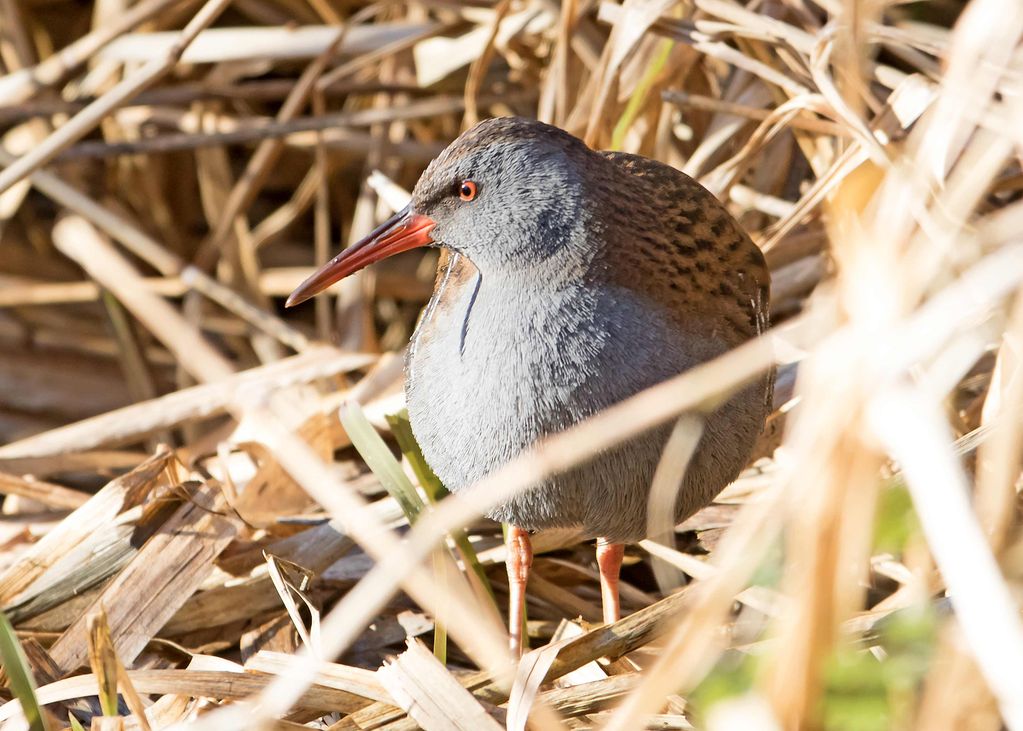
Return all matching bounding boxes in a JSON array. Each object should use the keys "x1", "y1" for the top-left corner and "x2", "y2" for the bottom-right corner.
[
  {"x1": 505, "y1": 525, "x2": 533, "y2": 655},
  {"x1": 596, "y1": 538, "x2": 626, "y2": 625}
]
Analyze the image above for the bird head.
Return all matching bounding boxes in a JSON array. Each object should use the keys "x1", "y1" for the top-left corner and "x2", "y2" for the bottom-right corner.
[{"x1": 286, "y1": 117, "x2": 597, "y2": 308}]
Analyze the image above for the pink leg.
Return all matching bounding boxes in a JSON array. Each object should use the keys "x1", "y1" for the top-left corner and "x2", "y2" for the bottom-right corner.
[
  {"x1": 596, "y1": 539, "x2": 626, "y2": 625},
  {"x1": 506, "y1": 525, "x2": 533, "y2": 655}
]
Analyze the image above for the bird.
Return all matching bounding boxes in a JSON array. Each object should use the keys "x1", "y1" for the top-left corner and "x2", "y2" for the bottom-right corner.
[{"x1": 287, "y1": 116, "x2": 773, "y2": 654}]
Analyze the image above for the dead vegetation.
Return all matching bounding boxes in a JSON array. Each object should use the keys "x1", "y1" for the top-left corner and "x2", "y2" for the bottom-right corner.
[{"x1": 0, "y1": 0, "x2": 1021, "y2": 729}]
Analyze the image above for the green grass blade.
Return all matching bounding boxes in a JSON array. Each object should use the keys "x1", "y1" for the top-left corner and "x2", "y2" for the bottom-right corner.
[
  {"x1": 385, "y1": 410, "x2": 495, "y2": 602},
  {"x1": 340, "y1": 402, "x2": 446, "y2": 658},
  {"x1": 339, "y1": 402, "x2": 425, "y2": 524},
  {"x1": 610, "y1": 38, "x2": 674, "y2": 151},
  {"x1": 67, "y1": 712, "x2": 86, "y2": 731},
  {"x1": 385, "y1": 409, "x2": 448, "y2": 502},
  {"x1": 430, "y1": 550, "x2": 448, "y2": 664},
  {"x1": 0, "y1": 613, "x2": 49, "y2": 731}
]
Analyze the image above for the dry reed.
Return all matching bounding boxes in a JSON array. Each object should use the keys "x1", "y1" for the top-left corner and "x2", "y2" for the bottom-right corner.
[{"x1": 0, "y1": 0, "x2": 1020, "y2": 730}]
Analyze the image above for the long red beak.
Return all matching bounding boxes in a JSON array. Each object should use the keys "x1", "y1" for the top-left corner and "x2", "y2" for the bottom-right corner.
[{"x1": 285, "y1": 205, "x2": 436, "y2": 308}]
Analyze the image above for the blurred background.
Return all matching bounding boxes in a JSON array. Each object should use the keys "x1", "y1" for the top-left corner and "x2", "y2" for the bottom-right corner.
[{"x1": 1, "y1": 0, "x2": 1022, "y2": 729}]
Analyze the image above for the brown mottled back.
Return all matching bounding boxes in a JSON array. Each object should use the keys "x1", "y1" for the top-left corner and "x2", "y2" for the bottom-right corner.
[{"x1": 596, "y1": 151, "x2": 770, "y2": 348}]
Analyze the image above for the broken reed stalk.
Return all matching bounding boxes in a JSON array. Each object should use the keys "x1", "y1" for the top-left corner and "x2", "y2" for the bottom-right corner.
[
  {"x1": 52, "y1": 216, "x2": 235, "y2": 382},
  {"x1": 0, "y1": 146, "x2": 309, "y2": 351}
]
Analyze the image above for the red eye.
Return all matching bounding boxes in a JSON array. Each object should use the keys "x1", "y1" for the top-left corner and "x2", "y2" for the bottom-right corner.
[{"x1": 459, "y1": 180, "x2": 478, "y2": 201}]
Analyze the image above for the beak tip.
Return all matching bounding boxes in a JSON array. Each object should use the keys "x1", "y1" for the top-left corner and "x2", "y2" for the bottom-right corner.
[{"x1": 284, "y1": 206, "x2": 434, "y2": 310}]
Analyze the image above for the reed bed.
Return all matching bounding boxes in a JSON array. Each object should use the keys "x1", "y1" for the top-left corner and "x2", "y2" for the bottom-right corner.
[{"x1": 0, "y1": 0, "x2": 1018, "y2": 729}]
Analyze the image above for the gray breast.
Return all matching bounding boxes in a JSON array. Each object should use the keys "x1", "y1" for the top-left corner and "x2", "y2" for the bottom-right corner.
[{"x1": 405, "y1": 263, "x2": 769, "y2": 542}]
